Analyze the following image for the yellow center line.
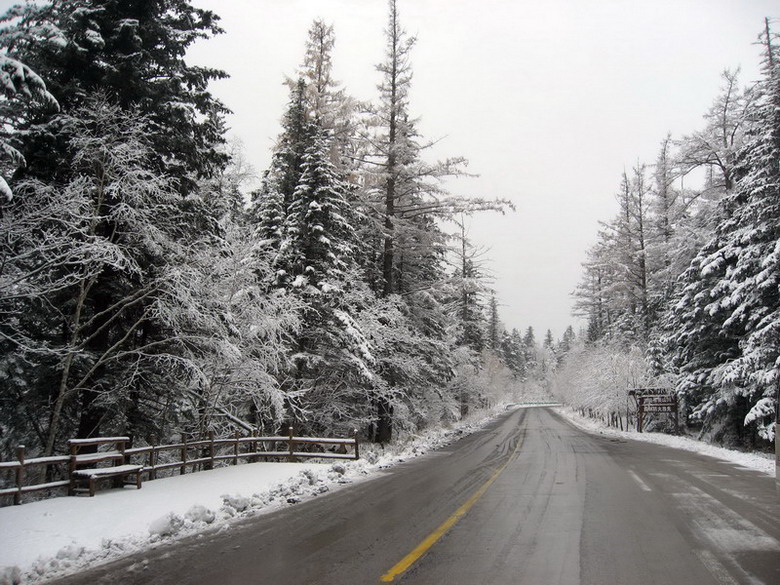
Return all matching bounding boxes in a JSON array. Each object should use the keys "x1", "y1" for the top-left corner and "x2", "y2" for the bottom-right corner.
[{"x1": 379, "y1": 432, "x2": 524, "y2": 583}]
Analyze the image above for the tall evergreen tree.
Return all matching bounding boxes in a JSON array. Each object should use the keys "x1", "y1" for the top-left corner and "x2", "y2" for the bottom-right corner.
[
  {"x1": 0, "y1": 0, "x2": 229, "y2": 192},
  {"x1": 666, "y1": 21, "x2": 780, "y2": 444},
  {"x1": 522, "y1": 326, "x2": 538, "y2": 375},
  {"x1": 291, "y1": 19, "x2": 357, "y2": 170},
  {"x1": 280, "y1": 130, "x2": 358, "y2": 291},
  {"x1": 0, "y1": 53, "x2": 58, "y2": 199},
  {"x1": 500, "y1": 328, "x2": 526, "y2": 378},
  {"x1": 487, "y1": 295, "x2": 501, "y2": 352},
  {"x1": 278, "y1": 137, "x2": 372, "y2": 435},
  {"x1": 557, "y1": 326, "x2": 576, "y2": 359},
  {"x1": 0, "y1": 0, "x2": 231, "y2": 449},
  {"x1": 449, "y1": 220, "x2": 489, "y2": 353},
  {"x1": 363, "y1": 0, "x2": 509, "y2": 440}
]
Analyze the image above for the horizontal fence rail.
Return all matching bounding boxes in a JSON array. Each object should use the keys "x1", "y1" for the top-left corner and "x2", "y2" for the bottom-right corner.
[
  {"x1": 0, "y1": 427, "x2": 358, "y2": 506},
  {"x1": 0, "y1": 448, "x2": 70, "y2": 505}
]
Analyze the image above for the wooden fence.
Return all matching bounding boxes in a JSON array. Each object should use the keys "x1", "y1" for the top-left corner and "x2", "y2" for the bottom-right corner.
[{"x1": 0, "y1": 428, "x2": 359, "y2": 506}]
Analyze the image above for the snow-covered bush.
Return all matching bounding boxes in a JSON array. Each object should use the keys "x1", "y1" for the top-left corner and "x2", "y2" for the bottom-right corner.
[{"x1": 551, "y1": 341, "x2": 655, "y2": 429}]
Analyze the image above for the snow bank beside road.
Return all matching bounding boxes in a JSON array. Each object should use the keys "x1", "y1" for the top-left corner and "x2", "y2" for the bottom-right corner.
[
  {"x1": 0, "y1": 406, "x2": 506, "y2": 585},
  {"x1": 0, "y1": 462, "x2": 327, "y2": 583},
  {"x1": 554, "y1": 406, "x2": 775, "y2": 476}
]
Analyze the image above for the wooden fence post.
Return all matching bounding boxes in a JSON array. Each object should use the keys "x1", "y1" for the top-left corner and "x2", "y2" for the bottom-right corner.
[
  {"x1": 209, "y1": 430, "x2": 215, "y2": 470},
  {"x1": 233, "y1": 430, "x2": 240, "y2": 465},
  {"x1": 150, "y1": 445, "x2": 157, "y2": 481},
  {"x1": 67, "y1": 442, "x2": 78, "y2": 496},
  {"x1": 637, "y1": 398, "x2": 644, "y2": 433},
  {"x1": 14, "y1": 446, "x2": 25, "y2": 505},
  {"x1": 288, "y1": 426, "x2": 294, "y2": 462},
  {"x1": 180, "y1": 437, "x2": 188, "y2": 475},
  {"x1": 353, "y1": 429, "x2": 359, "y2": 460},
  {"x1": 249, "y1": 428, "x2": 258, "y2": 463}
]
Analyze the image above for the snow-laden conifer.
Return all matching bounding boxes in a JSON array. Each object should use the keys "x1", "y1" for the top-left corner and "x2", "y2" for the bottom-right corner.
[
  {"x1": 0, "y1": 0, "x2": 228, "y2": 194},
  {"x1": 666, "y1": 22, "x2": 780, "y2": 443}
]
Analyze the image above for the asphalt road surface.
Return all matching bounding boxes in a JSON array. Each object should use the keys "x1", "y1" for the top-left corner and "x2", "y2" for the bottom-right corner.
[{"x1": 49, "y1": 407, "x2": 780, "y2": 585}]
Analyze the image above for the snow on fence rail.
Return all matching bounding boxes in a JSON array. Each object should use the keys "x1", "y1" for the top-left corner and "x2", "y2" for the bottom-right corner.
[
  {"x1": 0, "y1": 449, "x2": 70, "y2": 505},
  {"x1": 0, "y1": 427, "x2": 359, "y2": 506}
]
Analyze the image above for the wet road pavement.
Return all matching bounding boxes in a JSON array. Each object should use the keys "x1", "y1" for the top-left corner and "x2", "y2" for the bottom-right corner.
[{"x1": 48, "y1": 407, "x2": 780, "y2": 585}]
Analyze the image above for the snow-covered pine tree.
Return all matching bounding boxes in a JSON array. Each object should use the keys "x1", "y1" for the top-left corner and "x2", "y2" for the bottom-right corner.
[
  {"x1": 666, "y1": 21, "x2": 780, "y2": 445},
  {"x1": 0, "y1": 53, "x2": 58, "y2": 200},
  {"x1": 573, "y1": 238, "x2": 614, "y2": 342},
  {"x1": 487, "y1": 295, "x2": 501, "y2": 352},
  {"x1": 249, "y1": 80, "x2": 312, "y2": 288},
  {"x1": 266, "y1": 124, "x2": 375, "y2": 435},
  {"x1": 614, "y1": 166, "x2": 653, "y2": 341},
  {"x1": 500, "y1": 329, "x2": 526, "y2": 379},
  {"x1": 448, "y1": 220, "x2": 490, "y2": 354},
  {"x1": 708, "y1": 21, "x2": 780, "y2": 443},
  {"x1": 291, "y1": 19, "x2": 358, "y2": 171},
  {"x1": 574, "y1": 164, "x2": 662, "y2": 346},
  {"x1": 557, "y1": 326, "x2": 576, "y2": 360},
  {"x1": 268, "y1": 79, "x2": 313, "y2": 215},
  {"x1": 0, "y1": 0, "x2": 228, "y2": 193},
  {"x1": 523, "y1": 326, "x2": 538, "y2": 375},
  {"x1": 281, "y1": 129, "x2": 358, "y2": 292},
  {"x1": 540, "y1": 329, "x2": 558, "y2": 373},
  {"x1": 647, "y1": 135, "x2": 680, "y2": 315},
  {"x1": 250, "y1": 172, "x2": 286, "y2": 255},
  {"x1": 359, "y1": 0, "x2": 511, "y2": 441}
]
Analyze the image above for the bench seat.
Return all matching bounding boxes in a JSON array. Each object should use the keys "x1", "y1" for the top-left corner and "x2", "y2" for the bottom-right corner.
[
  {"x1": 71, "y1": 464, "x2": 143, "y2": 496},
  {"x1": 72, "y1": 464, "x2": 143, "y2": 478},
  {"x1": 68, "y1": 437, "x2": 143, "y2": 497}
]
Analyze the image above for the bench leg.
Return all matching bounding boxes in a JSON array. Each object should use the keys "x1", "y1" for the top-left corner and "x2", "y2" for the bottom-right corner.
[{"x1": 89, "y1": 478, "x2": 96, "y2": 497}]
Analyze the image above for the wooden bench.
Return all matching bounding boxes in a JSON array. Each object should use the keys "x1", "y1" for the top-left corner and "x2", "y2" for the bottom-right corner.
[{"x1": 68, "y1": 437, "x2": 143, "y2": 497}]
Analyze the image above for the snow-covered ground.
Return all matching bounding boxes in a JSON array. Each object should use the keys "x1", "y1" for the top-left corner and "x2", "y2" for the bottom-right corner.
[
  {"x1": 554, "y1": 405, "x2": 776, "y2": 476},
  {"x1": 0, "y1": 408, "x2": 502, "y2": 585}
]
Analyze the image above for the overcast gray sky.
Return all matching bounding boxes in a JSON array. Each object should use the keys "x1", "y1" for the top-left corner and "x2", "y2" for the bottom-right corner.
[{"x1": 10, "y1": 0, "x2": 777, "y2": 340}]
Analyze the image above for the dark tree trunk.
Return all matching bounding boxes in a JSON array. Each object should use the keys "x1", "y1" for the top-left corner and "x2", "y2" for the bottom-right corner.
[{"x1": 375, "y1": 398, "x2": 393, "y2": 444}]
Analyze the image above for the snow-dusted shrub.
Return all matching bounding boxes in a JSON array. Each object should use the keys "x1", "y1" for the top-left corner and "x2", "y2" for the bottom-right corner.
[{"x1": 552, "y1": 341, "x2": 654, "y2": 427}]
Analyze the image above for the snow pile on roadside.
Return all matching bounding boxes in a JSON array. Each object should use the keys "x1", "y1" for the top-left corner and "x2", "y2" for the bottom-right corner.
[
  {"x1": 0, "y1": 404, "x2": 507, "y2": 585},
  {"x1": 554, "y1": 406, "x2": 775, "y2": 476},
  {"x1": 0, "y1": 462, "x2": 329, "y2": 585}
]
